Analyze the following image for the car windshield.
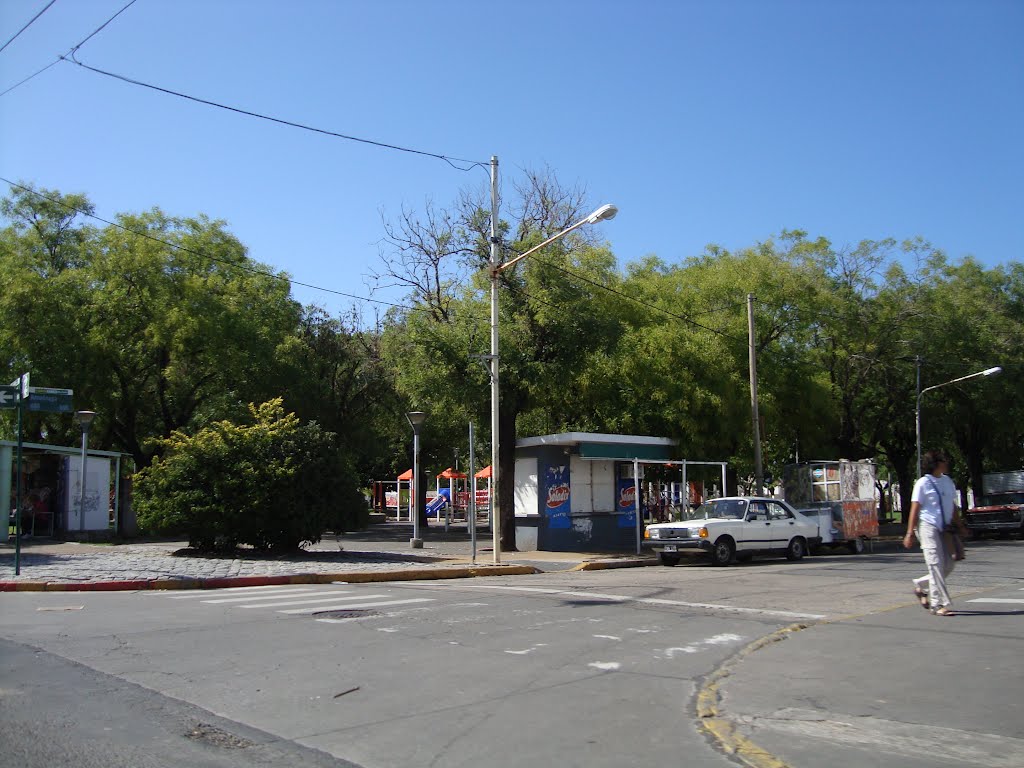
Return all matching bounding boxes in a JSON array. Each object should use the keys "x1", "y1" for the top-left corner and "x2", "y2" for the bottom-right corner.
[{"x1": 684, "y1": 499, "x2": 747, "y2": 520}]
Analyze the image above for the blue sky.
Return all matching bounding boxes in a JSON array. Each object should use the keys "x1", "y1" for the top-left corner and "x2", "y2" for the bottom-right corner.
[{"x1": 1, "y1": 0, "x2": 1021, "y2": 315}]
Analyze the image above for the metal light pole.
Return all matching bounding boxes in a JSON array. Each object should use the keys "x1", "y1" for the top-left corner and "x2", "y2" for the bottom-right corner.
[
  {"x1": 74, "y1": 410, "x2": 96, "y2": 532},
  {"x1": 406, "y1": 411, "x2": 427, "y2": 548},
  {"x1": 915, "y1": 366, "x2": 1001, "y2": 477},
  {"x1": 487, "y1": 157, "x2": 617, "y2": 564}
]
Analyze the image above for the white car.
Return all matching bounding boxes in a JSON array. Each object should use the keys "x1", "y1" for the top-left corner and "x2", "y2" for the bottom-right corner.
[{"x1": 643, "y1": 496, "x2": 822, "y2": 566}]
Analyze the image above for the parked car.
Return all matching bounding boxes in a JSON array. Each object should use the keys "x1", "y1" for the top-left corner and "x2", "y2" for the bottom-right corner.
[{"x1": 643, "y1": 496, "x2": 822, "y2": 566}]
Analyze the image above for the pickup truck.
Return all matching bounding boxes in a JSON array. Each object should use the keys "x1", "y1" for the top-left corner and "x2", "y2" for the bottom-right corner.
[{"x1": 965, "y1": 470, "x2": 1024, "y2": 537}]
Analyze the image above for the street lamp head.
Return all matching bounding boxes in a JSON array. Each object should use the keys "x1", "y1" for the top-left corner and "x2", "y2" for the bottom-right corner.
[
  {"x1": 75, "y1": 410, "x2": 96, "y2": 430},
  {"x1": 406, "y1": 411, "x2": 427, "y2": 433},
  {"x1": 982, "y1": 366, "x2": 1002, "y2": 377},
  {"x1": 585, "y1": 203, "x2": 618, "y2": 224}
]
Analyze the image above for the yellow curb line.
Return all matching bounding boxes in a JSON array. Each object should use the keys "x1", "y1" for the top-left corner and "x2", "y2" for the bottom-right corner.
[{"x1": 695, "y1": 623, "x2": 810, "y2": 768}]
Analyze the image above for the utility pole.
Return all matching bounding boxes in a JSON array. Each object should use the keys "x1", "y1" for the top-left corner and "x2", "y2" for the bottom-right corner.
[
  {"x1": 747, "y1": 293, "x2": 763, "y2": 495},
  {"x1": 488, "y1": 155, "x2": 501, "y2": 563}
]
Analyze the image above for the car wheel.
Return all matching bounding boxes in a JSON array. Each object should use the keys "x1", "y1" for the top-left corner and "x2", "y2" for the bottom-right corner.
[
  {"x1": 847, "y1": 537, "x2": 865, "y2": 555},
  {"x1": 659, "y1": 552, "x2": 681, "y2": 567},
  {"x1": 710, "y1": 537, "x2": 735, "y2": 566},
  {"x1": 786, "y1": 537, "x2": 806, "y2": 561}
]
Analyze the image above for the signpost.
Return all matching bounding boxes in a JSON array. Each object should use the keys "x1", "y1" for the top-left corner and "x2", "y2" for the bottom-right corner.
[
  {"x1": 7, "y1": 375, "x2": 27, "y2": 574},
  {"x1": 4, "y1": 376, "x2": 74, "y2": 575}
]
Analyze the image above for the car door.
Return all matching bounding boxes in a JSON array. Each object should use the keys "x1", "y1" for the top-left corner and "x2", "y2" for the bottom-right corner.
[
  {"x1": 742, "y1": 501, "x2": 771, "y2": 552},
  {"x1": 767, "y1": 501, "x2": 799, "y2": 549}
]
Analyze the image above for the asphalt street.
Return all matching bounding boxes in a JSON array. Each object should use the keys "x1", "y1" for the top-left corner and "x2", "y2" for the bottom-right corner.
[{"x1": 1, "y1": 527, "x2": 1022, "y2": 768}]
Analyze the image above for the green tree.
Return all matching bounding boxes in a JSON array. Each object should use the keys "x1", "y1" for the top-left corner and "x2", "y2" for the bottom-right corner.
[
  {"x1": 0, "y1": 184, "x2": 303, "y2": 465},
  {"x1": 134, "y1": 399, "x2": 363, "y2": 551}
]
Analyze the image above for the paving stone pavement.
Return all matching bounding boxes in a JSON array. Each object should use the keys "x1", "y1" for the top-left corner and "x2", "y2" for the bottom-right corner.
[{"x1": 1, "y1": 523, "x2": 637, "y2": 588}]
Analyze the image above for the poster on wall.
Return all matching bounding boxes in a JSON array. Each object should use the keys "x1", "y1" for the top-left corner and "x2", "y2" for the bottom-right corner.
[
  {"x1": 63, "y1": 456, "x2": 112, "y2": 532},
  {"x1": 544, "y1": 463, "x2": 571, "y2": 529},
  {"x1": 617, "y1": 479, "x2": 637, "y2": 528}
]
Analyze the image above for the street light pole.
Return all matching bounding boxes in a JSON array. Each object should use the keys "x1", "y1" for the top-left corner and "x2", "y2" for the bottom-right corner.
[
  {"x1": 487, "y1": 155, "x2": 617, "y2": 564},
  {"x1": 74, "y1": 410, "x2": 96, "y2": 532},
  {"x1": 406, "y1": 411, "x2": 427, "y2": 548},
  {"x1": 915, "y1": 366, "x2": 1002, "y2": 477},
  {"x1": 489, "y1": 156, "x2": 501, "y2": 563}
]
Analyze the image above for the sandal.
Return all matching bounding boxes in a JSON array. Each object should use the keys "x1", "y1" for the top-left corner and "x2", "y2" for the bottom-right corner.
[
  {"x1": 913, "y1": 588, "x2": 930, "y2": 610},
  {"x1": 931, "y1": 606, "x2": 955, "y2": 617}
]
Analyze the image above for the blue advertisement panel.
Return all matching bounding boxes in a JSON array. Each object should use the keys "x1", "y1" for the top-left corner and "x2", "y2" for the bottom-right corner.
[
  {"x1": 544, "y1": 463, "x2": 571, "y2": 529},
  {"x1": 617, "y1": 479, "x2": 637, "y2": 528}
]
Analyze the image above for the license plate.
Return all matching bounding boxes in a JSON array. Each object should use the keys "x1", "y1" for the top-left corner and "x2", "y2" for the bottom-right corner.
[{"x1": 663, "y1": 544, "x2": 677, "y2": 552}]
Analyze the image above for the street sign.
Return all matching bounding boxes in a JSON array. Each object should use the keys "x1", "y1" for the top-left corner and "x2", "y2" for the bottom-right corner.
[
  {"x1": 29, "y1": 386, "x2": 73, "y2": 396},
  {"x1": 0, "y1": 384, "x2": 19, "y2": 409},
  {"x1": 26, "y1": 387, "x2": 74, "y2": 413},
  {"x1": 9, "y1": 373, "x2": 30, "y2": 398}
]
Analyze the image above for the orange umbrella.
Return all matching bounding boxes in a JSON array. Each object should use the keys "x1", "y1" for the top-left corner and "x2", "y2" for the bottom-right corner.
[
  {"x1": 397, "y1": 469, "x2": 414, "y2": 481},
  {"x1": 475, "y1": 466, "x2": 492, "y2": 479},
  {"x1": 438, "y1": 467, "x2": 468, "y2": 479}
]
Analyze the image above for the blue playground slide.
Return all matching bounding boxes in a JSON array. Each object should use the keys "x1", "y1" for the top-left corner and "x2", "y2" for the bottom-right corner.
[{"x1": 425, "y1": 488, "x2": 451, "y2": 517}]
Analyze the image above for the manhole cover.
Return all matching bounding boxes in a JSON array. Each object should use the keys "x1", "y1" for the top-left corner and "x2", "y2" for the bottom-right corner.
[{"x1": 313, "y1": 609, "x2": 378, "y2": 620}]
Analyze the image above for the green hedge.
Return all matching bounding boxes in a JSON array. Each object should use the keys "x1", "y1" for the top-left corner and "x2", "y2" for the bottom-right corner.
[{"x1": 134, "y1": 399, "x2": 363, "y2": 552}]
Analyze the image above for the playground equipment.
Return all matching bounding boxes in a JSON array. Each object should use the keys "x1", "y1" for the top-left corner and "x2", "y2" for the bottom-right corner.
[{"x1": 370, "y1": 464, "x2": 494, "y2": 527}]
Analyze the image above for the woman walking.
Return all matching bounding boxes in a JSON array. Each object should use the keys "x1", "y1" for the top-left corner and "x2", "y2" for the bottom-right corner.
[{"x1": 903, "y1": 450, "x2": 967, "y2": 616}]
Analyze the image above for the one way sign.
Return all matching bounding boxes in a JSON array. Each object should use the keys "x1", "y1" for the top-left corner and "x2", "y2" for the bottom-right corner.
[{"x1": 0, "y1": 384, "x2": 20, "y2": 409}]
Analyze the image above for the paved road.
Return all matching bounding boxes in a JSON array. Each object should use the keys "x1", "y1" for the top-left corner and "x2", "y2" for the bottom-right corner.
[{"x1": 1, "y1": 534, "x2": 1021, "y2": 767}]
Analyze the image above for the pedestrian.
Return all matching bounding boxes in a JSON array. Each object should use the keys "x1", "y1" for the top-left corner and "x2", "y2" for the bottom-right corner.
[{"x1": 903, "y1": 450, "x2": 968, "y2": 616}]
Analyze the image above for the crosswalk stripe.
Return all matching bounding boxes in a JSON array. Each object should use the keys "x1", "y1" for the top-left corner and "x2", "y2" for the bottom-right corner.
[
  {"x1": 966, "y1": 598, "x2": 1024, "y2": 604},
  {"x1": 164, "y1": 586, "x2": 313, "y2": 599},
  {"x1": 201, "y1": 590, "x2": 328, "y2": 604},
  {"x1": 277, "y1": 598, "x2": 434, "y2": 615},
  {"x1": 238, "y1": 593, "x2": 388, "y2": 609}
]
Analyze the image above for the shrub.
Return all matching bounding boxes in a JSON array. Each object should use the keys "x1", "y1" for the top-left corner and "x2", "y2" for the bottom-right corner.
[{"x1": 134, "y1": 399, "x2": 363, "y2": 552}]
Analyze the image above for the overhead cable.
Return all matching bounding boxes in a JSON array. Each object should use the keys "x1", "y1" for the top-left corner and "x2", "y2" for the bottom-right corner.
[
  {"x1": 0, "y1": 177, "x2": 422, "y2": 313},
  {"x1": 60, "y1": 55, "x2": 487, "y2": 172},
  {"x1": 0, "y1": 0, "x2": 58, "y2": 55}
]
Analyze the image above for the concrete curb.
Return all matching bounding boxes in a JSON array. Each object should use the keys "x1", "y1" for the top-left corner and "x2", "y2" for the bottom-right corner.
[
  {"x1": 0, "y1": 564, "x2": 539, "y2": 592},
  {"x1": 572, "y1": 558, "x2": 654, "y2": 571}
]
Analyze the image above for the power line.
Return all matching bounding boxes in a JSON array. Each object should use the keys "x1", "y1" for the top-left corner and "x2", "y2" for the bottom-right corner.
[
  {"x1": 0, "y1": 177, "x2": 422, "y2": 313},
  {"x1": 0, "y1": 58, "x2": 59, "y2": 97},
  {"x1": 60, "y1": 55, "x2": 488, "y2": 172},
  {"x1": 1, "y1": 0, "x2": 136, "y2": 97},
  {"x1": 67, "y1": 0, "x2": 138, "y2": 55},
  {"x1": 0, "y1": 0, "x2": 58, "y2": 55},
  {"x1": 524, "y1": 253, "x2": 742, "y2": 341}
]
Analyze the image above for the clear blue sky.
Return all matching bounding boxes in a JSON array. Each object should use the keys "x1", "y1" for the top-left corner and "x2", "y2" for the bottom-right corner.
[{"x1": 2, "y1": 0, "x2": 1021, "y2": 315}]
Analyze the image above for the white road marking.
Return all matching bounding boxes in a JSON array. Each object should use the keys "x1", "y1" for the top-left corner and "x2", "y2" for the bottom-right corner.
[
  {"x1": 966, "y1": 598, "x2": 1024, "y2": 604},
  {"x1": 588, "y1": 662, "x2": 621, "y2": 671},
  {"x1": 238, "y1": 594, "x2": 388, "y2": 608},
  {"x1": 277, "y1": 598, "x2": 434, "y2": 615},
  {"x1": 162, "y1": 586, "x2": 313, "y2": 599},
  {"x1": 593, "y1": 635, "x2": 622, "y2": 641},
  {"x1": 200, "y1": 590, "x2": 328, "y2": 604},
  {"x1": 460, "y1": 584, "x2": 826, "y2": 620}
]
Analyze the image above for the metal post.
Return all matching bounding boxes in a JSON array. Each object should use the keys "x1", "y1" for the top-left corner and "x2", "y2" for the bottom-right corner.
[
  {"x1": 406, "y1": 411, "x2": 427, "y2": 548},
  {"x1": 489, "y1": 155, "x2": 502, "y2": 564},
  {"x1": 915, "y1": 356, "x2": 922, "y2": 478},
  {"x1": 469, "y1": 422, "x2": 476, "y2": 563},
  {"x1": 74, "y1": 410, "x2": 95, "y2": 533},
  {"x1": 634, "y1": 458, "x2": 642, "y2": 555},
  {"x1": 747, "y1": 293, "x2": 763, "y2": 495}
]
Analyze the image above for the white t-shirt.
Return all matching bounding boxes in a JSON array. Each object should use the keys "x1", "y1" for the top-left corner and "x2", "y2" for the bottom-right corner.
[{"x1": 911, "y1": 473, "x2": 957, "y2": 530}]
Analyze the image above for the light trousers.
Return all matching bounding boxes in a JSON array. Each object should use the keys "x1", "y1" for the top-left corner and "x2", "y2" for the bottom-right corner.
[{"x1": 913, "y1": 522, "x2": 955, "y2": 609}]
